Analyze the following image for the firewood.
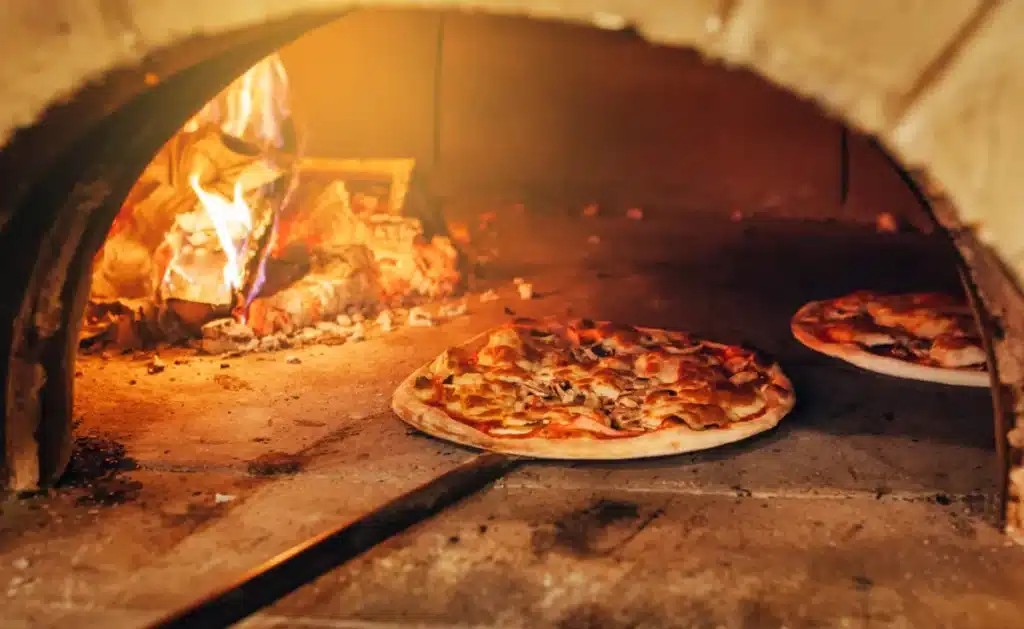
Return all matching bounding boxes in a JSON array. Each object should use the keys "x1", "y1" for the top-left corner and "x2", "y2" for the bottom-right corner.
[{"x1": 247, "y1": 267, "x2": 381, "y2": 337}]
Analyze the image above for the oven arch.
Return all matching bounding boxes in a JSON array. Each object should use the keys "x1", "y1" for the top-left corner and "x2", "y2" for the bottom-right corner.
[{"x1": 1, "y1": 0, "x2": 1021, "y2": 543}]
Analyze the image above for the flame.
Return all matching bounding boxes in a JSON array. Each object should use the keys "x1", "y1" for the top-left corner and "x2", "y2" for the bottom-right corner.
[
  {"x1": 183, "y1": 53, "x2": 291, "y2": 149},
  {"x1": 189, "y1": 174, "x2": 252, "y2": 291}
]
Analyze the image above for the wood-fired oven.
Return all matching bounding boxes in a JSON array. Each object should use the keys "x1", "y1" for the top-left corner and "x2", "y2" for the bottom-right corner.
[{"x1": 1, "y1": 3, "x2": 1023, "y2": 628}]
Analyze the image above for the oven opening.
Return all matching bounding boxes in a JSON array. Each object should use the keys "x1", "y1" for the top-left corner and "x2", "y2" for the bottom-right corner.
[
  {"x1": 2, "y1": 7, "x2": 1023, "y2": 628},
  {"x1": 82, "y1": 51, "x2": 459, "y2": 357}
]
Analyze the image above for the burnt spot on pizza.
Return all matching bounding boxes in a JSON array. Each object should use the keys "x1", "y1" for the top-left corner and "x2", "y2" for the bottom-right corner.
[
  {"x1": 442, "y1": 374, "x2": 454, "y2": 385},
  {"x1": 590, "y1": 344, "x2": 611, "y2": 358},
  {"x1": 739, "y1": 342, "x2": 778, "y2": 367},
  {"x1": 579, "y1": 318, "x2": 596, "y2": 330},
  {"x1": 414, "y1": 375, "x2": 432, "y2": 389},
  {"x1": 503, "y1": 306, "x2": 516, "y2": 316},
  {"x1": 867, "y1": 344, "x2": 901, "y2": 357},
  {"x1": 660, "y1": 415, "x2": 686, "y2": 427}
]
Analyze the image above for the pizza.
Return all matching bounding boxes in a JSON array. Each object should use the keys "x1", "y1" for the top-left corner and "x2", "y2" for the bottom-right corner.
[
  {"x1": 392, "y1": 317, "x2": 795, "y2": 459},
  {"x1": 791, "y1": 291, "x2": 989, "y2": 387}
]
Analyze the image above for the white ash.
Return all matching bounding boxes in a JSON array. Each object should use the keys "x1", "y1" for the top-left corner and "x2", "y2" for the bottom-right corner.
[
  {"x1": 315, "y1": 321, "x2": 345, "y2": 335},
  {"x1": 480, "y1": 289, "x2": 499, "y2": 303},
  {"x1": 11, "y1": 558, "x2": 29, "y2": 571},
  {"x1": 349, "y1": 321, "x2": 367, "y2": 342},
  {"x1": 407, "y1": 306, "x2": 434, "y2": 327},
  {"x1": 376, "y1": 309, "x2": 394, "y2": 332},
  {"x1": 439, "y1": 301, "x2": 468, "y2": 318},
  {"x1": 214, "y1": 493, "x2": 236, "y2": 504},
  {"x1": 517, "y1": 282, "x2": 534, "y2": 300},
  {"x1": 259, "y1": 334, "x2": 285, "y2": 352},
  {"x1": 336, "y1": 313, "x2": 353, "y2": 326},
  {"x1": 285, "y1": 355, "x2": 302, "y2": 364},
  {"x1": 200, "y1": 318, "x2": 255, "y2": 355},
  {"x1": 147, "y1": 355, "x2": 166, "y2": 375},
  {"x1": 214, "y1": 340, "x2": 250, "y2": 358},
  {"x1": 294, "y1": 327, "x2": 323, "y2": 344}
]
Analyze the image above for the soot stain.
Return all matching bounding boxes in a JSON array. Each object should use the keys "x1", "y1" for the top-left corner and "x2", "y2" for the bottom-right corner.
[
  {"x1": 740, "y1": 598, "x2": 788, "y2": 629},
  {"x1": 949, "y1": 513, "x2": 978, "y2": 539},
  {"x1": 555, "y1": 603, "x2": 618, "y2": 629},
  {"x1": 162, "y1": 502, "x2": 224, "y2": 532},
  {"x1": 58, "y1": 435, "x2": 142, "y2": 506},
  {"x1": 532, "y1": 499, "x2": 641, "y2": 557},
  {"x1": 246, "y1": 451, "x2": 304, "y2": 476},
  {"x1": 556, "y1": 600, "x2": 714, "y2": 629}
]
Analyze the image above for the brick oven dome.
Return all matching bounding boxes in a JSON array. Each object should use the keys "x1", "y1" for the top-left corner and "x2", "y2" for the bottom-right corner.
[{"x1": 2, "y1": 1, "x2": 1021, "y2": 287}]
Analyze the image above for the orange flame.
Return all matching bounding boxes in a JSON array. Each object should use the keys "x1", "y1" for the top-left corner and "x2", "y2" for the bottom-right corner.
[
  {"x1": 175, "y1": 53, "x2": 290, "y2": 301},
  {"x1": 189, "y1": 174, "x2": 252, "y2": 291},
  {"x1": 183, "y1": 53, "x2": 290, "y2": 148}
]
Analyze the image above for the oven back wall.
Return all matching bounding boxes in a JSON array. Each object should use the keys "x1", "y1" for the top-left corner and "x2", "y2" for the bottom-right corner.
[{"x1": 281, "y1": 11, "x2": 923, "y2": 223}]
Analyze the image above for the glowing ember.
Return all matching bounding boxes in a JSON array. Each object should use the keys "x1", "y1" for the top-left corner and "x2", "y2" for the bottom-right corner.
[{"x1": 189, "y1": 174, "x2": 253, "y2": 291}]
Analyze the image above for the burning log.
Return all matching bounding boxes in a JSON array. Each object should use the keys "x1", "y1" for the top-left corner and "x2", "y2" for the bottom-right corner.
[
  {"x1": 92, "y1": 123, "x2": 290, "y2": 302},
  {"x1": 302, "y1": 181, "x2": 460, "y2": 301},
  {"x1": 247, "y1": 244, "x2": 381, "y2": 337},
  {"x1": 200, "y1": 318, "x2": 257, "y2": 355},
  {"x1": 247, "y1": 275, "x2": 379, "y2": 337}
]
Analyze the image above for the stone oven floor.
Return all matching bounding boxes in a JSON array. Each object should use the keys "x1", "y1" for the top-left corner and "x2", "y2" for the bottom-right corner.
[{"x1": 4, "y1": 209, "x2": 1023, "y2": 628}]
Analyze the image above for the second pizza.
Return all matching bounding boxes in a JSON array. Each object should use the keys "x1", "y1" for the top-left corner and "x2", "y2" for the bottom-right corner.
[{"x1": 791, "y1": 291, "x2": 988, "y2": 387}]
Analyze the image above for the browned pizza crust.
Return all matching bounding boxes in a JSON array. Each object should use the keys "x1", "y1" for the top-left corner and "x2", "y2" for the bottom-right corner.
[
  {"x1": 791, "y1": 301, "x2": 989, "y2": 388},
  {"x1": 392, "y1": 325, "x2": 795, "y2": 460}
]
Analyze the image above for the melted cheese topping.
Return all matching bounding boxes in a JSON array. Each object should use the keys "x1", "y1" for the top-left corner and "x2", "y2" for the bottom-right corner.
[{"x1": 419, "y1": 319, "x2": 789, "y2": 439}]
